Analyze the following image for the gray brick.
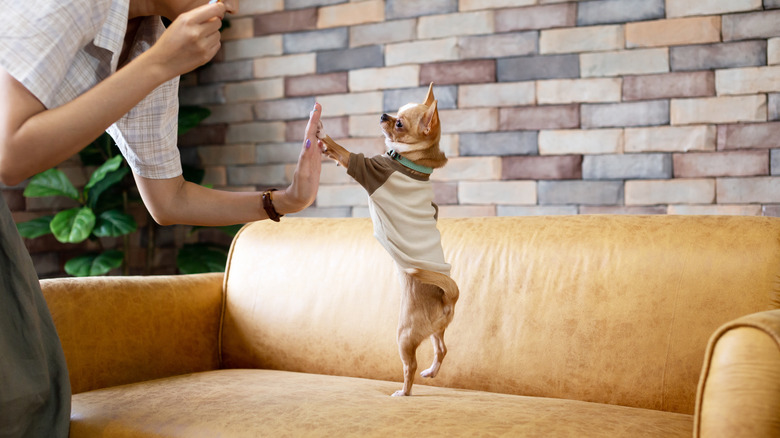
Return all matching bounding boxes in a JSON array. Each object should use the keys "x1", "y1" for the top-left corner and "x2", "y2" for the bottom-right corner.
[
  {"x1": 285, "y1": 0, "x2": 344, "y2": 10},
  {"x1": 198, "y1": 60, "x2": 254, "y2": 84},
  {"x1": 770, "y1": 93, "x2": 780, "y2": 121},
  {"x1": 583, "y1": 154, "x2": 672, "y2": 180},
  {"x1": 772, "y1": 150, "x2": 780, "y2": 175},
  {"x1": 670, "y1": 41, "x2": 767, "y2": 71},
  {"x1": 497, "y1": 55, "x2": 579, "y2": 82},
  {"x1": 228, "y1": 165, "x2": 287, "y2": 186},
  {"x1": 723, "y1": 10, "x2": 780, "y2": 41},
  {"x1": 316, "y1": 45, "x2": 384, "y2": 74},
  {"x1": 498, "y1": 205, "x2": 579, "y2": 216},
  {"x1": 283, "y1": 28, "x2": 348, "y2": 54},
  {"x1": 460, "y1": 132, "x2": 538, "y2": 157},
  {"x1": 578, "y1": 0, "x2": 665, "y2": 26},
  {"x1": 350, "y1": 19, "x2": 416, "y2": 48},
  {"x1": 254, "y1": 97, "x2": 316, "y2": 121},
  {"x1": 386, "y1": 0, "x2": 457, "y2": 19},
  {"x1": 538, "y1": 181, "x2": 624, "y2": 205},
  {"x1": 582, "y1": 100, "x2": 669, "y2": 129},
  {"x1": 383, "y1": 86, "x2": 457, "y2": 112},
  {"x1": 767, "y1": 0, "x2": 780, "y2": 8}
]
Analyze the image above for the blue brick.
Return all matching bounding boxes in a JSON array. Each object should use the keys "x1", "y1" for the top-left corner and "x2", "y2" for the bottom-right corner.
[
  {"x1": 765, "y1": 0, "x2": 780, "y2": 9},
  {"x1": 284, "y1": 28, "x2": 348, "y2": 54},
  {"x1": 316, "y1": 45, "x2": 384, "y2": 74},
  {"x1": 578, "y1": 0, "x2": 664, "y2": 26},
  {"x1": 772, "y1": 150, "x2": 780, "y2": 175},
  {"x1": 497, "y1": 55, "x2": 579, "y2": 82},
  {"x1": 583, "y1": 154, "x2": 672, "y2": 180},
  {"x1": 460, "y1": 132, "x2": 538, "y2": 157},
  {"x1": 670, "y1": 41, "x2": 767, "y2": 72},
  {"x1": 582, "y1": 100, "x2": 669, "y2": 129},
  {"x1": 383, "y1": 86, "x2": 457, "y2": 113},
  {"x1": 386, "y1": 0, "x2": 457, "y2": 19},
  {"x1": 769, "y1": 94, "x2": 780, "y2": 121}
]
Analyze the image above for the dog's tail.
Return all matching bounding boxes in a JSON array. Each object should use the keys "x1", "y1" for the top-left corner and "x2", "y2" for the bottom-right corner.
[{"x1": 405, "y1": 268, "x2": 459, "y2": 306}]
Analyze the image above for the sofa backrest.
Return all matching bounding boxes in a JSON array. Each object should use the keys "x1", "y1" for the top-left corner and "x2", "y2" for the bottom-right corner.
[{"x1": 220, "y1": 216, "x2": 780, "y2": 414}]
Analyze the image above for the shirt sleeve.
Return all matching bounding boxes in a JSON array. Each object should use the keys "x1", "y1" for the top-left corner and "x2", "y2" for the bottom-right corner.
[
  {"x1": 347, "y1": 153, "x2": 396, "y2": 196},
  {"x1": 0, "y1": 1, "x2": 107, "y2": 108}
]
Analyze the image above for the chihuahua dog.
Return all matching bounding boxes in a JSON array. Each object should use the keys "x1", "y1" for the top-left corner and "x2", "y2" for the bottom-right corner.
[{"x1": 318, "y1": 83, "x2": 459, "y2": 397}]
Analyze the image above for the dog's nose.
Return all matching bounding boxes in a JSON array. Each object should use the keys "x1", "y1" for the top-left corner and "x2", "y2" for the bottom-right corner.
[{"x1": 380, "y1": 114, "x2": 390, "y2": 122}]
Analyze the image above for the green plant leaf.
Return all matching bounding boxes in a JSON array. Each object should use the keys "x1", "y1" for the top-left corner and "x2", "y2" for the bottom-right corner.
[
  {"x1": 50, "y1": 207, "x2": 96, "y2": 243},
  {"x1": 64, "y1": 250, "x2": 123, "y2": 277},
  {"x1": 16, "y1": 215, "x2": 54, "y2": 239},
  {"x1": 176, "y1": 243, "x2": 228, "y2": 274},
  {"x1": 87, "y1": 166, "x2": 129, "y2": 210},
  {"x1": 93, "y1": 210, "x2": 137, "y2": 237},
  {"x1": 178, "y1": 106, "x2": 211, "y2": 136},
  {"x1": 23, "y1": 169, "x2": 79, "y2": 200},
  {"x1": 85, "y1": 155, "x2": 124, "y2": 190}
]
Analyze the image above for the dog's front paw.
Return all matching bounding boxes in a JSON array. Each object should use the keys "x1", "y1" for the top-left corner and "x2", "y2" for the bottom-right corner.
[
  {"x1": 420, "y1": 367, "x2": 438, "y2": 378},
  {"x1": 391, "y1": 389, "x2": 411, "y2": 397}
]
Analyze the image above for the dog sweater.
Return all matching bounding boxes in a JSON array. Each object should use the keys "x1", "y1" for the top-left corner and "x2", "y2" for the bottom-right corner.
[{"x1": 348, "y1": 152, "x2": 451, "y2": 276}]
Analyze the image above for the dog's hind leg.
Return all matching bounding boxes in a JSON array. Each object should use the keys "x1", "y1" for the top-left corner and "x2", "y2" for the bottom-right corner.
[
  {"x1": 420, "y1": 330, "x2": 446, "y2": 379},
  {"x1": 392, "y1": 329, "x2": 422, "y2": 397}
]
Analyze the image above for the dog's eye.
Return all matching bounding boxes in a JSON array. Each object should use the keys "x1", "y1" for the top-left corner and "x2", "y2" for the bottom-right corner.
[{"x1": 395, "y1": 120, "x2": 403, "y2": 128}]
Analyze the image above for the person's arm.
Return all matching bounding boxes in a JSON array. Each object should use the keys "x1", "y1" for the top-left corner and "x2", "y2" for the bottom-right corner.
[
  {"x1": 0, "y1": 3, "x2": 226, "y2": 186},
  {"x1": 135, "y1": 103, "x2": 324, "y2": 226}
]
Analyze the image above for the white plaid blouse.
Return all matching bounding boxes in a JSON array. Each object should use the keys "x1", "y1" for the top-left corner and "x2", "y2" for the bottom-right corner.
[{"x1": 0, "y1": 0, "x2": 182, "y2": 179}]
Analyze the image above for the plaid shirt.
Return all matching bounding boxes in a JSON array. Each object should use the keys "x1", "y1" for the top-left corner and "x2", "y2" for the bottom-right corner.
[{"x1": 0, "y1": 0, "x2": 182, "y2": 179}]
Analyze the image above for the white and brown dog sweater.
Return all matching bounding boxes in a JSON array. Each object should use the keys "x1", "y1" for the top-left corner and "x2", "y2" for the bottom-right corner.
[{"x1": 347, "y1": 152, "x2": 451, "y2": 276}]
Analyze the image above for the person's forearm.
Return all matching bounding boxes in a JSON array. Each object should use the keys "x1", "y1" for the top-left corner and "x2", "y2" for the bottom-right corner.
[{"x1": 4, "y1": 55, "x2": 171, "y2": 184}]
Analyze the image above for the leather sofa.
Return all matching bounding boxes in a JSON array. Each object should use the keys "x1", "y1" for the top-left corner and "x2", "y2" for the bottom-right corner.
[{"x1": 41, "y1": 215, "x2": 780, "y2": 437}]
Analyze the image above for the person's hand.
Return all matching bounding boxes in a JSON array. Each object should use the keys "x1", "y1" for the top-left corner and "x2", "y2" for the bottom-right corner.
[
  {"x1": 274, "y1": 103, "x2": 324, "y2": 214},
  {"x1": 143, "y1": 2, "x2": 226, "y2": 81}
]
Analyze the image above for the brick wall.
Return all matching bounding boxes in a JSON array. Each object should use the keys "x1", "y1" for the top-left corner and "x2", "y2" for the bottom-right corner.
[{"x1": 180, "y1": 0, "x2": 780, "y2": 218}]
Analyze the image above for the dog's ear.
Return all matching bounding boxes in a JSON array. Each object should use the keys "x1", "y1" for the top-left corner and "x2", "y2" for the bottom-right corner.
[
  {"x1": 423, "y1": 82, "x2": 435, "y2": 107},
  {"x1": 420, "y1": 99, "x2": 439, "y2": 136}
]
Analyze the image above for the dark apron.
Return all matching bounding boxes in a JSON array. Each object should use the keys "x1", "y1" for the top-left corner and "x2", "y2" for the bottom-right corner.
[{"x1": 0, "y1": 193, "x2": 70, "y2": 437}]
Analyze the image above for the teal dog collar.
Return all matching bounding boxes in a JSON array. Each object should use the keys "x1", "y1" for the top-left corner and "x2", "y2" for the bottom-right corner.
[{"x1": 387, "y1": 150, "x2": 433, "y2": 175}]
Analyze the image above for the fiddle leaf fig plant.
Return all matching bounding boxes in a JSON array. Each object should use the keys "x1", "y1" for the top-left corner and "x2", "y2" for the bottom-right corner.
[{"x1": 17, "y1": 154, "x2": 136, "y2": 276}]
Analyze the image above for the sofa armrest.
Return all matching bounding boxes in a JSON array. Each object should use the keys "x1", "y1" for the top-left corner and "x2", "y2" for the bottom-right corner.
[
  {"x1": 694, "y1": 309, "x2": 780, "y2": 437},
  {"x1": 41, "y1": 273, "x2": 224, "y2": 394}
]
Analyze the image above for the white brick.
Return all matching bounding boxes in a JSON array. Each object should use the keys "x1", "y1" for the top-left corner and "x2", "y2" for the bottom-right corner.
[
  {"x1": 716, "y1": 66, "x2": 780, "y2": 96},
  {"x1": 431, "y1": 157, "x2": 502, "y2": 182},
  {"x1": 581, "y1": 48, "x2": 669, "y2": 78},
  {"x1": 539, "y1": 129, "x2": 624, "y2": 155},
  {"x1": 437, "y1": 205, "x2": 497, "y2": 218},
  {"x1": 234, "y1": 0, "x2": 283, "y2": 17},
  {"x1": 498, "y1": 205, "x2": 579, "y2": 216},
  {"x1": 385, "y1": 38, "x2": 459, "y2": 66},
  {"x1": 316, "y1": 92, "x2": 383, "y2": 117},
  {"x1": 349, "y1": 114, "x2": 383, "y2": 138},
  {"x1": 439, "y1": 108, "x2": 499, "y2": 134},
  {"x1": 624, "y1": 125, "x2": 716, "y2": 153},
  {"x1": 317, "y1": 162, "x2": 353, "y2": 185},
  {"x1": 540, "y1": 25, "x2": 624, "y2": 55},
  {"x1": 317, "y1": 0, "x2": 384, "y2": 29},
  {"x1": 224, "y1": 79, "x2": 284, "y2": 103},
  {"x1": 666, "y1": 0, "x2": 762, "y2": 18},
  {"x1": 537, "y1": 78, "x2": 622, "y2": 104},
  {"x1": 223, "y1": 36, "x2": 282, "y2": 62},
  {"x1": 418, "y1": 11, "x2": 494, "y2": 39},
  {"x1": 671, "y1": 95, "x2": 767, "y2": 125},
  {"x1": 625, "y1": 179, "x2": 716, "y2": 205},
  {"x1": 668, "y1": 204, "x2": 763, "y2": 215},
  {"x1": 348, "y1": 65, "x2": 420, "y2": 92},
  {"x1": 458, "y1": 82, "x2": 535, "y2": 108},
  {"x1": 717, "y1": 177, "x2": 780, "y2": 203},
  {"x1": 770, "y1": 38, "x2": 780, "y2": 66},
  {"x1": 459, "y1": 0, "x2": 535, "y2": 10},
  {"x1": 254, "y1": 54, "x2": 316, "y2": 79},
  {"x1": 316, "y1": 184, "x2": 368, "y2": 207},
  {"x1": 459, "y1": 181, "x2": 537, "y2": 205}
]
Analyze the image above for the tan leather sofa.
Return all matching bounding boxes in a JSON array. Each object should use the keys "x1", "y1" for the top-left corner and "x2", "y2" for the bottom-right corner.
[{"x1": 41, "y1": 216, "x2": 780, "y2": 437}]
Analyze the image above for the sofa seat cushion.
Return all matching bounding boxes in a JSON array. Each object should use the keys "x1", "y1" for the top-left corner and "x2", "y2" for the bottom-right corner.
[{"x1": 70, "y1": 369, "x2": 693, "y2": 437}]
